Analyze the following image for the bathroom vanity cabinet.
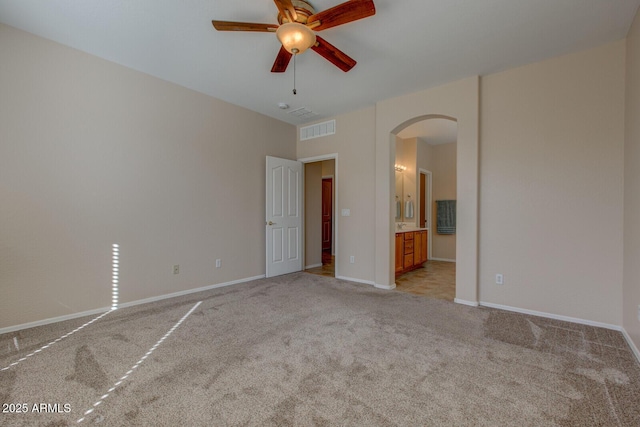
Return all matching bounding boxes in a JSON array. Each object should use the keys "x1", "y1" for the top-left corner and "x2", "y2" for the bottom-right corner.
[{"x1": 395, "y1": 230, "x2": 428, "y2": 275}]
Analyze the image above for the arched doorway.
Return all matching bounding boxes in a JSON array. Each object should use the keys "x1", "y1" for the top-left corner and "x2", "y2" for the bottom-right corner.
[
  {"x1": 393, "y1": 116, "x2": 458, "y2": 299},
  {"x1": 373, "y1": 77, "x2": 479, "y2": 306}
]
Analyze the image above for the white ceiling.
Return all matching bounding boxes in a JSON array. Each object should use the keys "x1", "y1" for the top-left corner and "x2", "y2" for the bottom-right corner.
[{"x1": 0, "y1": 0, "x2": 638, "y2": 127}]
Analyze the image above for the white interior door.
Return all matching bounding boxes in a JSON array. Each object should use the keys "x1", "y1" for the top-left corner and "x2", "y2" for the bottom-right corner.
[{"x1": 266, "y1": 156, "x2": 302, "y2": 277}]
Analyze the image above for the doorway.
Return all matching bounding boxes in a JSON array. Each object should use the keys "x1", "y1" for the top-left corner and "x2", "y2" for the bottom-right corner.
[
  {"x1": 393, "y1": 118, "x2": 457, "y2": 301},
  {"x1": 322, "y1": 178, "x2": 333, "y2": 252},
  {"x1": 419, "y1": 169, "x2": 432, "y2": 259},
  {"x1": 322, "y1": 176, "x2": 335, "y2": 275},
  {"x1": 300, "y1": 155, "x2": 337, "y2": 278}
]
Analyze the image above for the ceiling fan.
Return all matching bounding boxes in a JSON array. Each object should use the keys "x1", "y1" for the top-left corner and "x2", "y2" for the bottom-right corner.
[{"x1": 212, "y1": 0, "x2": 376, "y2": 73}]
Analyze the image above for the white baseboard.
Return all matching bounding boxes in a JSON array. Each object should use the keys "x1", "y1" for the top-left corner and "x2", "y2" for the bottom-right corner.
[
  {"x1": 479, "y1": 302, "x2": 640, "y2": 364},
  {"x1": 0, "y1": 307, "x2": 111, "y2": 335},
  {"x1": 454, "y1": 298, "x2": 479, "y2": 307},
  {"x1": 0, "y1": 275, "x2": 265, "y2": 335},
  {"x1": 117, "y1": 275, "x2": 265, "y2": 310},
  {"x1": 430, "y1": 258, "x2": 456, "y2": 263},
  {"x1": 336, "y1": 275, "x2": 377, "y2": 287},
  {"x1": 304, "y1": 263, "x2": 323, "y2": 269},
  {"x1": 622, "y1": 328, "x2": 640, "y2": 364},
  {"x1": 479, "y1": 301, "x2": 622, "y2": 331},
  {"x1": 375, "y1": 282, "x2": 396, "y2": 290}
]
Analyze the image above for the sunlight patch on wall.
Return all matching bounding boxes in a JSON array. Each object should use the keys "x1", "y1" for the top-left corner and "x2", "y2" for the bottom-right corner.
[{"x1": 112, "y1": 244, "x2": 119, "y2": 310}]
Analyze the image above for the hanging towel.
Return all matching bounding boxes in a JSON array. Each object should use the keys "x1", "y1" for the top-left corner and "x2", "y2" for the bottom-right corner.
[
  {"x1": 396, "y1": 200, "x2": 401, "y2": 219},
  {"x1": 436, "y1": 200, "x2": 456, "y2": 234},
  {"x1": 405, "y1": 200, "x2": 414, "y2": 219}
]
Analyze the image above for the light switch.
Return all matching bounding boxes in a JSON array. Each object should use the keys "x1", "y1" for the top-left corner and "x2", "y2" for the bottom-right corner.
[{"x1": 341, "y1": 209, "x2": 350, "y2": 217}]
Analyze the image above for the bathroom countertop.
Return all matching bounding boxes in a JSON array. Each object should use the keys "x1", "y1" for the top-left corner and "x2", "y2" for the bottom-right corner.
[{"x1": 396, "y1": 226, "x2": 428, "y2": 233}]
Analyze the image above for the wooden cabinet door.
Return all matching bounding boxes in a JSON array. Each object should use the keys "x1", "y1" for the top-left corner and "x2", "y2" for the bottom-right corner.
[
  {"x1": 403, "y1": 232, "x2": 414, "y2": 269},
  {"x1": 395, "y1": 233, "x2": 403, "y2": 273},
  {"x1": 419, "y1": 231, "x2": 428, "y2": 264},
  {"x1": 403, "y1": 252, "x2": 414, "y2": 269},
  {"x1": 424, "y1": 231, "x2": 429, "y2": 263},
  {"x1": 414, "y1": 232, "x2": 423, "y2": 266}
]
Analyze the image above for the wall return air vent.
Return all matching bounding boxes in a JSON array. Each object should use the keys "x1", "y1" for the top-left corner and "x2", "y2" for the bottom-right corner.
[{"x1": 299, "y1": 120, "x2": 336, "y2": 141}]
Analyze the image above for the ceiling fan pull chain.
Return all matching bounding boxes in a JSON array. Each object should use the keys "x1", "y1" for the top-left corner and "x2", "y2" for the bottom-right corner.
[{"x1": 293, "y1": 53, "x2": 297, "y2": 95}]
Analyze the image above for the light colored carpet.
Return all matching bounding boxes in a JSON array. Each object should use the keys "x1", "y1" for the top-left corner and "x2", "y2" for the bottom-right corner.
[{"x1": 1, "y1": 272, "x2": 639, "y2": 426}]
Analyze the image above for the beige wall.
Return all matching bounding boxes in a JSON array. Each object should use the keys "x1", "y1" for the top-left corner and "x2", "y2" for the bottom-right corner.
[
  {"x1": 480, "y1": 40, "x2": 625, "y2": 325},
  {"x1": 304, "y1": 163, "x2": 322, "y2": 268},
  {"x1": 297, "y1": 108, "x2": 376, "y2": 283},
  {"x1": 624, "y1": 9, "x2": 640, "y2": 351},
  {"x1": 0, "y1": 24, "x2": 295, "y2": 329},
  {"x1": 430, "y1": 142, "x2": 457, "y2": 261}
]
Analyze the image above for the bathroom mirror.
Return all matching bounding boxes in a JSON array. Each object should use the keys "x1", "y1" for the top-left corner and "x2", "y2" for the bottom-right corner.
[{"x1": 395, "y1": 171, "x2": 403, "y2": 222}]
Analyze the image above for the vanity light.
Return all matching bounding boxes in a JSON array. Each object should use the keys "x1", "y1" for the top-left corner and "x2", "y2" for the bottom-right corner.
[{"x1": 394, "y1": 164, "x2": 407, "y2": 172}]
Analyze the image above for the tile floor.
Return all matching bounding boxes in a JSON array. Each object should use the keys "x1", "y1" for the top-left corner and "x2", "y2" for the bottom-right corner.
[
  {"x1": 305, "y1": 253, "x2": 456, "y2": 303},
  {"x1": 304, "y1": 251, "x2": 335, "y2": 277},
  {"x1": 394, "y1": 260, "x2": 456, "y2": 301}
]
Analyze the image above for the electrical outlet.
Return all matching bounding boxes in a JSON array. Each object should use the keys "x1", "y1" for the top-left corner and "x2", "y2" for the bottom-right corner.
[
  {"x1": 350, "y1": 255, "x2": 355, "y2": 264},
  {"x1": 215, "y1": 259, "x2": 221, "y2": 268},
  {"x1": 173, "y1": 264, "x2": 180, "y2": 275},
  {"x1": 495, "y1": 274, "x2": 504, "y2": 285}
]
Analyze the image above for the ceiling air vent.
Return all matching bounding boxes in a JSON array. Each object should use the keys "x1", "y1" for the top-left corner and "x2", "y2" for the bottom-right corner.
[
  {"x1": 299, "y1": 120, "x2": 336, "y2": 141},
  {"x1": 289, "y1": 107, "x2": 318, "y2": 120}
]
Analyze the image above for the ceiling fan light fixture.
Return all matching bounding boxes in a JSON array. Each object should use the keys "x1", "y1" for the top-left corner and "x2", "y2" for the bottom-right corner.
[{"x1": 276, "y1": 22, "x2": 316, "y2": 54}]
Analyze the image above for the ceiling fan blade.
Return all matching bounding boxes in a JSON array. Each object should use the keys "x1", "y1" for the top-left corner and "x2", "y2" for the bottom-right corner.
[
  {"x1": 271, "y1": 46, "x2": 293, "y2": 73},
  {"x1": 273, "y1": 0, "x2": 298, "y2": 22},
  {"x1": 212, "y1": 20, "x2": 278, "y2": 32},
  {"x1": 311, "y1": 36, "x2": 357, "y2": 72},
  {"x1": 307, "y1": 0, "x2": 376, "y2": 31}
]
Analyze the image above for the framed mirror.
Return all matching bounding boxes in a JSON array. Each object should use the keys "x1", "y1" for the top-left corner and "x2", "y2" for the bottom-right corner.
[{"x1": 395, "y1": 171, "x2": 403, "y2": 222}]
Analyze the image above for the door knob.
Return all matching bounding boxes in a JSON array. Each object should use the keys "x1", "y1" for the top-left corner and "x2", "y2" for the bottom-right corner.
[{"x1": 267, "y1": 221, "x2": 276, "y2": 225}]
